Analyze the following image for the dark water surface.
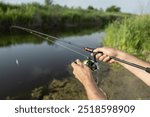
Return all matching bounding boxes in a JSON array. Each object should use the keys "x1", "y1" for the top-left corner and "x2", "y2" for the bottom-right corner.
[{"x1": 0, "y1": 30, "x2": 104, "y2": 99}]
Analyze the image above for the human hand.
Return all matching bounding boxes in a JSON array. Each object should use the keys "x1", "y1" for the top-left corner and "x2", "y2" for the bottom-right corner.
[
  {"x1": 93, "y1": 47, "x2": 120, "y2": 63},
  {"x1": 71, "y1": 59, "x2": 95, "y2": 86},
  {"x1": 71, "y1": 59, "x2": 107, "y2": 100}
]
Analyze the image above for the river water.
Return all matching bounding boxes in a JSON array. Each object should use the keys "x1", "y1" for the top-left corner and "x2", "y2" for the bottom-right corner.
[{"x1": 0, "y1": 30, "x2": 105, "y2": 99}]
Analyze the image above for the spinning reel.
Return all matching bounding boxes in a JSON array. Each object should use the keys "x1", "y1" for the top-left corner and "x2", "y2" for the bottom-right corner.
[{"x1": 83, "y1": 47, "x2": 100, "y2": 71}]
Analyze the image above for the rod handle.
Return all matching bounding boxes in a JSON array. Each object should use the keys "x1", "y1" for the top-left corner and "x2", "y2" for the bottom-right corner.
[
  {"x1": 84, "y1": 47, "x2": 94, "y2": 53},
  {"x1": 84, "y1": 47, "x2": 103, "y2": 54}
]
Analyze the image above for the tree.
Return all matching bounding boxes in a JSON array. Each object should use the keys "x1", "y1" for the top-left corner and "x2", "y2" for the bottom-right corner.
[
  {"x1": 45, "y1": 0, "x2": 53, "y2": 6},
  {"x1": 99, "y1": 8, "x2": 104, "y2": 12},
  {"x1": 106, "y1": 5, "x2": 121, "y2": 12},
  {"x1": 87, "y1": 6, "x2": 98, "y2": 11},
  {"x1": 88, "y1": 6, "x2": 94, "y2": 10}
]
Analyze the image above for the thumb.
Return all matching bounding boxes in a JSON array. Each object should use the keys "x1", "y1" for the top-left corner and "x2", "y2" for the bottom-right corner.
[{"x1": 71, "y1": 61, "x2": 78, "y2": 68}]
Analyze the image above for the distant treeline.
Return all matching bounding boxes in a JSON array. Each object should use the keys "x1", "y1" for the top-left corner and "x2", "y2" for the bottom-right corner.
[{"x1": 0, "y1": 2, "x2": 130, "y2": 34}]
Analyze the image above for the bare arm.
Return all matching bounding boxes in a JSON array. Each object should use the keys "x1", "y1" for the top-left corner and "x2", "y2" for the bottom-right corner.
[
  {"x1": 71, "y1": 59, "x2": 106, "y2": 100},
  {"x1": 93, "y1": 47, "x2": 150, "y2": 86}
]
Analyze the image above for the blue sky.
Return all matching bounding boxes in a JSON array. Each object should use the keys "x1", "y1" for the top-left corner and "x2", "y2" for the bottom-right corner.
[{"x1": 1, "y1": 0, "x2": 150, "y2": 14}]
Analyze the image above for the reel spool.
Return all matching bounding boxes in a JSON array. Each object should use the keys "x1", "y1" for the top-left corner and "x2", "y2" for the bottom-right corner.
[
  {"x1": 83, "y1": 50, "x2": 99, "y2": 71},
  {"x1": 83, "y1": 58, "x2": 100, "y2": 85},
  {"x1": 83, "y1": 53, "x2": 100, "y2": 84},
  {"x1": 83, "y1": 58, "x2": 98, "y2": 71}
]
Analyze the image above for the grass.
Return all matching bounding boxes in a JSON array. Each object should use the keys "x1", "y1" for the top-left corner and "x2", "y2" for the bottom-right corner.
[
  {"x1": 0, "y1": 2, "x2": 130, "y2": 34},
  {"x1": 103, "y1": 15, "x2": 150, "y2": 61}
]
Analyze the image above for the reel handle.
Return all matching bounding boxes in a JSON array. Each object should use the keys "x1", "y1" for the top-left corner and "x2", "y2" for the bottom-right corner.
[{"x1": 84, "y1": 47, "x2": 103, "y2": 62}]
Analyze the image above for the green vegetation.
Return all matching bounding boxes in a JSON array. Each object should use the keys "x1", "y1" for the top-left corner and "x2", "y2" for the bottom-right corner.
[
  {"x1": 0, "y1": 35, "x2": 44, "y2": 47},
  {"x1": 0, "y1": 2, "x2": 130, "y2": 34},
  {"x1": 103, "y1": 15, "x2": 150, "y2": 61},
  {"x1": 106, "y1": 5, "x2": 121, "y2": 13},
  {"x1": 45, "y1": 0, "x2": 53, "y2": 6},
  {"x1": 3, "y1": 2, "x2": 147, "y2": 100}
]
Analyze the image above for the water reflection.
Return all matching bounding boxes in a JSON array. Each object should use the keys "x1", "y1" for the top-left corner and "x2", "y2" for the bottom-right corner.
[{"x1": 0, "y1": 30, "x2": 104, "y2": 99}]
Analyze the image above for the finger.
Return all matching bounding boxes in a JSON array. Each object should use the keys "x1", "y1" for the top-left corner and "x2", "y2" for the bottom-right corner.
[
  {"x1": 76, "y1": 59, "x2": 82, "y2": 65},
  {"x1": 71, "y1": 61, "x2": 78, "y2": 68},
  {"x1": 93, "y1": 53, "x2": 103, "y2": 61},
  {"x1": 72, "y1": 70, "x2": 76, "y2": 75},
  {"x1": 93, "y1": 47, "x2": 105, "y2": 53},
  {"x1": 95, "y1": 53, "x2": 103, "y2": 58},
  {"x1": 72, "y1": 71, "x2": 79, "y2": 79},
  {"x1": 103, "y1": 56, "x2": 111, "y2": 62},
  {"x1": 98, "y1": 54, "x2": 107, "y2": 61},
  {"x1": 91, "y1": 52, "x2": 103, "y2": 59},
  {"x1": 109, "y1": 59, "x2": 115, "y2": 63}
]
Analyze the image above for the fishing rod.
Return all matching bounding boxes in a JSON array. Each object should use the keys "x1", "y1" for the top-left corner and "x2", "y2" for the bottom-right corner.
[
  {"x1": 10, "y1": 26, "x2": 88, "y2": 58},
  {"x1": 11, "y1": 26, "x2": 84, "y2": 49},
  {"x1": 10, "y1": 26, "x2": 150, "y2": 73},
  {"x1": 10, "y1": 26, "x2": 99, "y2": 71},
  {"x1": 84, "y1": 48, "x2": 150, "y2": 73}
]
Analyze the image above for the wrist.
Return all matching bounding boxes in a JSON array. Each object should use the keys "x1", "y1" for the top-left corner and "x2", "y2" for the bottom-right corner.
[
  {"x1": 82, "y1": 76, "x2": 95, "y2": 87},
  {"x1": 84, "y1": 80, "x2": 107, "y2": 100},
  {"x1": 115, "y1": 50, "x2": 127, "y2": 59},
  {"x1": 83, "y1": 78, "x2": 98, "y2": 92}
]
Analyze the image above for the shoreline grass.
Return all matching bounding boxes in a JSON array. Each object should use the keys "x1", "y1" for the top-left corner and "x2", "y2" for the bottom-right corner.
[
  {"x1": 103, "y1": 15, "x2": 150, "y2": 61},
  {"x1": 0, "y1": 2, "x2": 130, "y2": 34}
]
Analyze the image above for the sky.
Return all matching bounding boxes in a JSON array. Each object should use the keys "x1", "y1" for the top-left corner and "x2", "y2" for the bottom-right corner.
[{"x1": 1, "y1": 0, "x2": 150, "y2": 14}]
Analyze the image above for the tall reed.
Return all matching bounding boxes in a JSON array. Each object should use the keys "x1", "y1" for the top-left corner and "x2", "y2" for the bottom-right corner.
[
  {"x1": 0, "y1": 2, "x2": 129, "y2": 32},
  {"x1": 103, "y1": 15, "x2": 150, "y2": 61}
]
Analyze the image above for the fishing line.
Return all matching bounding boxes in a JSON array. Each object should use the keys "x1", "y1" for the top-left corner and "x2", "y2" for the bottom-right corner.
[
  {"x1": 30, "y1": 31, "x2": 89, "y2": 58},
  {"x1": 10, "y1": 26, "x2": 89, "y2": 58},
  {"x1": 10, "y1": 26, "x2": 84, "y2": 50},
  {"x1": 10, "y1": 26, "x2": 100, "y2": 73},
  {"x1": 10, "y1": 26, "x2": 101, "y2": 85},
  {"x1": 10, "y1": 26, "x2": 150, "y2": 73}
]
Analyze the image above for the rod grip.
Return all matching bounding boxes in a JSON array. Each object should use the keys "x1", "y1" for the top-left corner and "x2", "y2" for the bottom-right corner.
[
  {"x1": 145, "y1": 67, "x2": 150, "y2": 73},
  {"x1": 84, "y1": 47, "x2": 94, "y2": 53}
]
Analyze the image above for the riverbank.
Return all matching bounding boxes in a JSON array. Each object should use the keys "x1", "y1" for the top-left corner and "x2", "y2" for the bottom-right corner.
[
  {"x1": 0, "y1": 2, "x2": 130, "y2": 34},
  {"x1": 2, "y1": 2, "x2": 148, "y2": 100},
  {"x1": 103, "y1": 15, "x2": 150, "y2": 61},
  {"x1": 6, "y1": 78, "x2": 87, "y2": 100},
  {"x1": 100, "y1": 14, "x2": 150, "y2": 99},
  {"x1": 7, "y1": 65, "x2": 150, "y2": 100},
  {"x1": 101, "y1": 66, "x2": 150, "y2": 99}
]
